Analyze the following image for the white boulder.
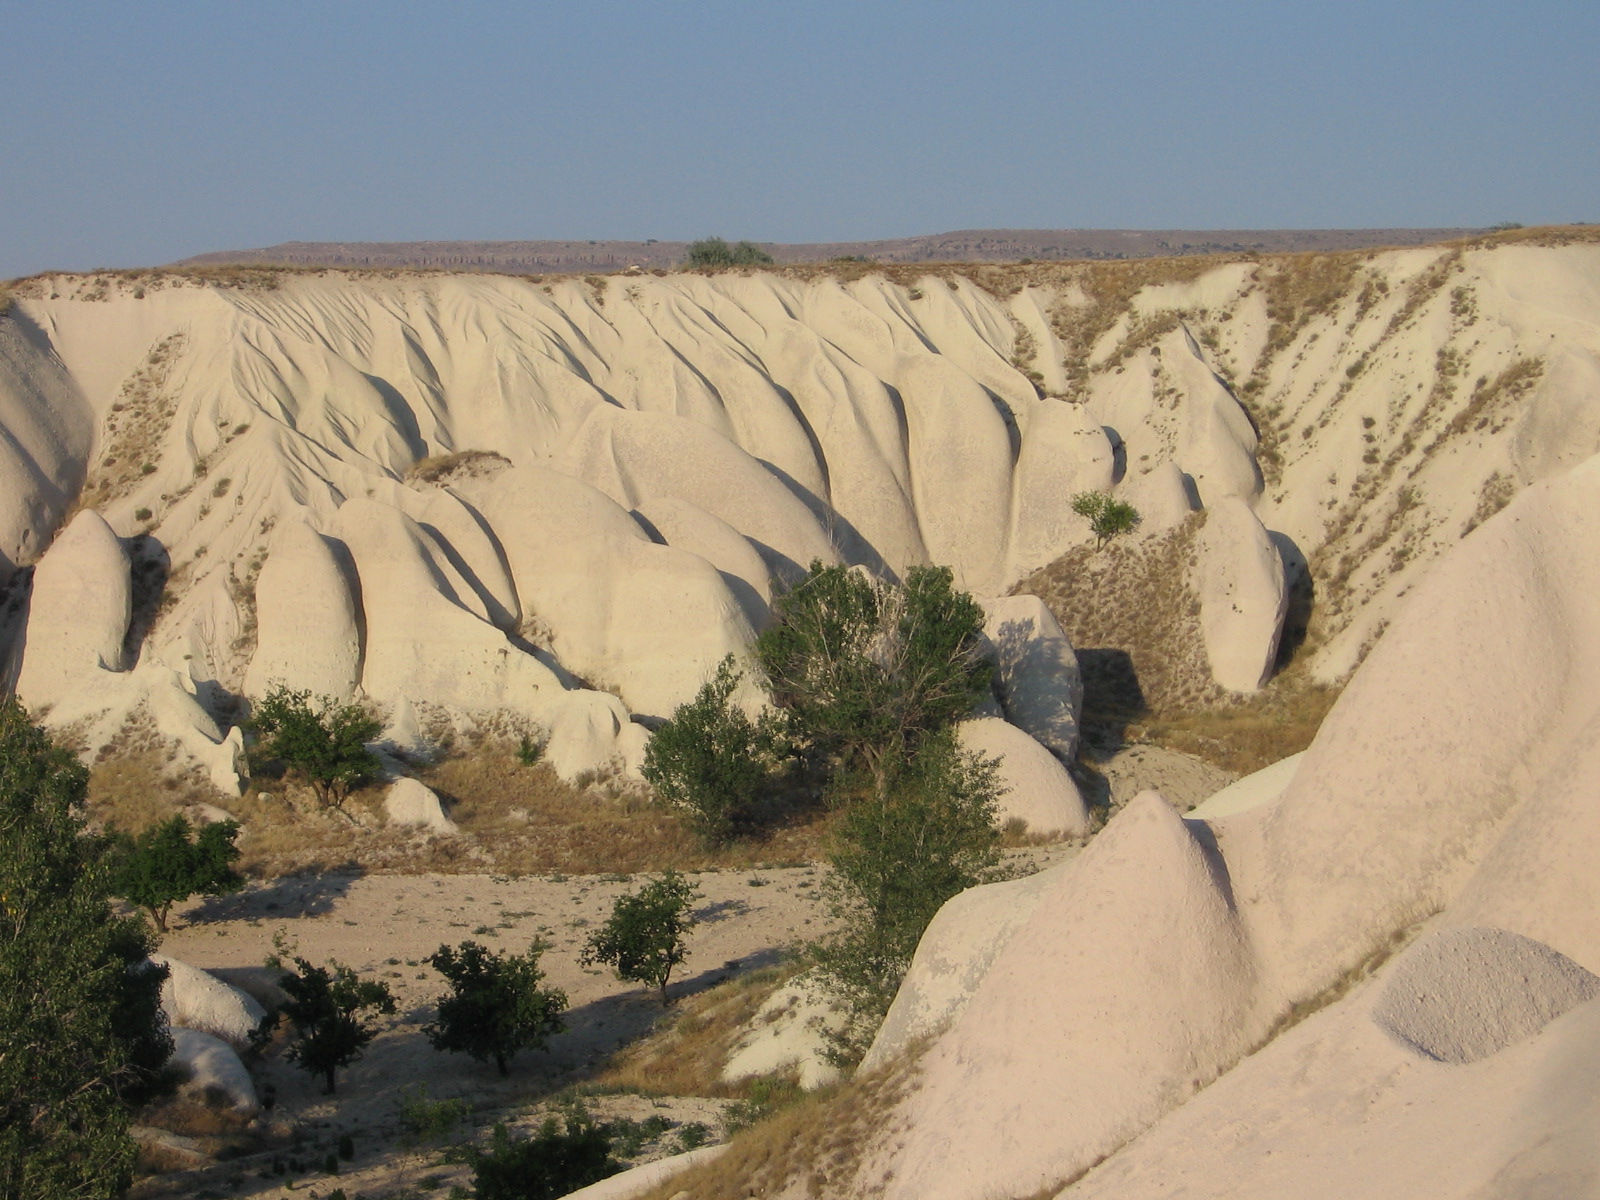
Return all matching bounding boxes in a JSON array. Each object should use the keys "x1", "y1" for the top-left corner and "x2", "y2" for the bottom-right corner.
[
  {"x1": 170, "y1": 1028, "x2": 258, "y2": 1115},
  {"x1": 14, "y1": 510, "x2": 130, "y2": 710},
  {"x1": 244, "y1": 517, "x2": 362, "y2": 701},
  {"x1": 383, "y1": 777, "x2": 457, "y2": 834},
  {"x1": 722, "y1": 975, "x2": 846, "y2": 1091},
  {"x1": 955, "y1": 717, "x2": 1090, "y2": 838},
  {"x1": 978, "y1": 595, "x2": 1083, "y2": 761},
  {"x1": 152, "y1": 954, "x2": 267, "y2": 1051}
]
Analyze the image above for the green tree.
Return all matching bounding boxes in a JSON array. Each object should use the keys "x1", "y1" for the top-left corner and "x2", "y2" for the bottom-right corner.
[
  {"x1": 583, "y1": 872, "x2": 700, "y2": 1005},
  {"x1": 811, "y1": 729, "x2": 1002, "y2": 1063},
  {"x1": 0, "y1": 698, "x2": 172, "y2": 1200},
  {"x1": 642, "y1": 655, "x2": 792, "y2": 844},
  {"x1": 424, "y1": 940, "x2": 566, "y2": 1077},
  {"x1": 1070, "y1": 490, "x2": 1142, "y2": 548},
  {"x1": 755, "y1": 562, "x2": 991, "y2": 795},
  {"x1": 251, "y1": 686, "x2": 382, "y2": 810},
  {"x1": 685, "y1": 237, "x2": 774, "y2": 267},
  {"x1": 107, "y1": 814, "x2": 243, "y2": 932},
  {"x1": 467, "y1": 1108, "x2": 620, "y2": 1200},
  {"x1": 278, "y1": 957, "x2": 395, "y2": 1094}
]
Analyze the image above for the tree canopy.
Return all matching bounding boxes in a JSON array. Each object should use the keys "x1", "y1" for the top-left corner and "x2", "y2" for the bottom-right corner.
[
  {"x1": 425, "y1": 940, "x2": 566, "y2": 1076},
  {"x1": 583, "y1": 872, "x2": 700, "y2": 1005},
  {"x1": 251, "y1": 685, "x2": 381, "y2": 809},
  {"x1": 279, "y1": 957, "x2": 395, "y2": 1094},
  {"x1": 107, "y1": 813, "x2": 243, "y2": 932},
  {"x1": 684, "y1": 237, "x2": 774, "y2": 267},
  {"x1": 0, "y1": 698, "x2": 172, "y2": 1200}
]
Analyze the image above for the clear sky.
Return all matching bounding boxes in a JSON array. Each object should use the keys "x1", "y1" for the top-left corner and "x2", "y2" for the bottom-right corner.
[{"x1": 2, "y1": 0, "x2": 1595, "y2": 279}]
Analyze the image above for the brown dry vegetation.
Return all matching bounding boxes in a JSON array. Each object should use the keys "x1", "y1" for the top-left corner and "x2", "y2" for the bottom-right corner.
[
  {"x1": 633, "y1": 1043, "x2": 928, "y2": 1200},
  {"x1": 1127, "y1": 675, "x2": 1342, "y2": 775},
  {"x1": 594, "y1": 962, "x2": 808, "y2": 1099}
]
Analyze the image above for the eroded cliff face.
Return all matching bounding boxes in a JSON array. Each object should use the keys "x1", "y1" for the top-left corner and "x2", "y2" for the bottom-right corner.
[{"x1": 0, "y1": 232, "x2": 1596, "y2": 782}]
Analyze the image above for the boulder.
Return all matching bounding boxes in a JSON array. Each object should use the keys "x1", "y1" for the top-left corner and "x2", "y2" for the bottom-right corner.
[
  {"x1": 152, "y1": 955, "x2": 267, "y2": 1051},
  {"x1": 383, "y1": 778, "x2": 457, "y2": 834},
  {"x1": 1195, "y1": 498, "x2": 1287, "y2": 692},
  {"x1": 169, "y1": 1028, "x2": 258, "y2": 1115},
  {"x1": 1116, "y1": 459, "x2": 1195, "y2": 534},
  {"x1": 954, "y1": 717, "x2": 1090, "y2": 838},
  {"x1": 978, "y1": 595, "x2": 1083, "y2": 761}
]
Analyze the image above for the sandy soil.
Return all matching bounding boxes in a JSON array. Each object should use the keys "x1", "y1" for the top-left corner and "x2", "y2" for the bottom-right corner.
[{"x1": 143, "y1": 846, "x2": 1078, "y2": 1199}]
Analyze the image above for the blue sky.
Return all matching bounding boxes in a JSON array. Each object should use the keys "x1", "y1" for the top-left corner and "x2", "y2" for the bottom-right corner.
[{"x1": 2, "y1": 1, "x2": 1596, "y2": 279}]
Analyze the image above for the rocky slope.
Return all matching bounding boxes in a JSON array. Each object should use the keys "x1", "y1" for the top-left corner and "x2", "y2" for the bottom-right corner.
[{"x1": 0, "y1": 230, "x2": 1596, "y2": 792}]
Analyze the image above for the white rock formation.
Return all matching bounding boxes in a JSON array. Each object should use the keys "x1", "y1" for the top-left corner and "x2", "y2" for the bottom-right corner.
[
  {"x1": 169, "y1": 1028, "x2": 258, "y2": 1115},
  {"x1": 954, "y1": 717, "x2": 1090, "y2": 837},
  {"x1": 1196, "y1": 497, "x2": 1287, "y2": 692},
  {"x1": 152, "y1": 954, "x2": 268, "y2": 1051},
  {"x1": 14, "y1": 509, "x2": 130, "y2": 709},
  {"x1": 558, "y1": 1146, "x2": 728, "y2": 1200},
  {"x1": 244, "y1": 517, "x2": 362, "y2": 701},
  {"x1": 383, "y1": 777, "x2": 457, "y2": 834},
  {"x1": 721, "y1": 974, "x2": 846, "y2": 1090},
  {"x1": 1186, "y1": 751, "x2": 1303, "y2": 819},
  {"x1": 978, "y1": 595, "x2": 1083, "y2": 762}
]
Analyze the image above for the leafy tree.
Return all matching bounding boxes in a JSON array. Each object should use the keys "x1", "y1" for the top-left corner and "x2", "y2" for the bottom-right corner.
[
  {"x1": 467, "y1": 1107, "x2": 620, "y2": 1200},
  {"x1": 583, "y1": 871, "x2": 700, "y2": 1005},
  {"x1": 251, "y1": 686, "x2": 382, "y2": 809},
  {"x1": 107, "y1": 813, "x2": 243, "y2": 932},
  {"x1": 278, "y1": 957, "x2": 395, "y2": 1094},
  {"x1": 0, "y1": 697, "x2": 172, "y2": 1200},
  {"x1": 755, "y1": 562, "x2": 991, "y2": 794},
  {"x1": 424, "y1": 940, "x2": 566, "y2": 1077},
  {"x1": 811, "y1": 728, "x2": 1002, "y2": 1063},
  {"x1": 685, "y1": 237, "x2": 774, "y2": 267},
  {"x1": 1070, "y1": 490, "x2": 1142, "y2": 548},
  {"x1": 642, "y1": 655, "x2": 792, "y2": 844}
]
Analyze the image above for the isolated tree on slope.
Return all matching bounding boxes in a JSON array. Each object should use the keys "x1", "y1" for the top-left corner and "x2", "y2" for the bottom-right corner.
[
  {"x1": 0, "y1": 698, "x2": 172, "y2": 1200},
  {"x1": 251, "y1": 685, "x2": 381, "y2": 810},
  {"x1": 584, "y1": 872, "x2": 700, "y2": 1005},
  {"x1": 425, "y1": 940, "x2": 567, "y2": 1077},
  {"x1": 107, "y1": 813, "x2": 243, "y2": 932}
]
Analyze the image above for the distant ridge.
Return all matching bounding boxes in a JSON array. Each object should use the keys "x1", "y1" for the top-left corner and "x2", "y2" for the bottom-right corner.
[{"x1": 175, "y1": 227, "x2": 1482, "y2": 275}]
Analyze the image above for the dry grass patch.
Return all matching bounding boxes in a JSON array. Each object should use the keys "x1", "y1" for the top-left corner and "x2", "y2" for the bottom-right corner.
[
  {"x1": 633, "y1": 1042, "x2": 926, "y2": 1200},
  {"x1": 405, "y1": 448, "x2": 512, "y2": 486},
  {"x1": 593, "y1": 962, "x2": 807, "y2": 1099},
  {"x1": 423, "y1": 743, "x2": 836, "y2": 876},
  {"x1": 1128, "y1": 674, "x2": 1342, "y2": 775}
]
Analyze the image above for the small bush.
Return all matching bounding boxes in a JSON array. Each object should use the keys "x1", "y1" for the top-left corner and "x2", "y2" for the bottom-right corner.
[
  {"x1": 642, "y1": 655, "x2": 792, "y2": 844},
  {"x1": 516, "y1": 734, "x2": 545, "y2": 767},
  {"x1": 106, "y1": 813, "x2": 243, "y2": 932},
  {"x1": 685, "y1": 237, "x2": 774, "y2": 268},
  {"x1": 583, "y1": 871, "x2": 700, "y2": 1005},
  {"x1": 1070, "y1": 490, "x2": 1142, "y2": 548},
  {"x1": 250, "y1": 685, "x2": 382, "y2": 810},
  {"x1": 425, "y1": 940, "x2": 567, "y2": 1076},
  {"x1": 398, "y1": 1084, "x2": 470, "y2": 1144},
  {"x1": 466, "y1": 1111, "x2": 620, "y2": 1200}
]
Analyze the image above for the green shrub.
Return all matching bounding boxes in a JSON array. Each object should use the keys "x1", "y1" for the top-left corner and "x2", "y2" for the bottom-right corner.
[
  {"x1": 1070, "y1": 490, "x2": 1142, "y2": 548},
  {"x1": 466, "y1": 1111, "x2": 620, "y2": 1200},
  {"x1": 0, "y1": 697, "x2": 173, "y2": 1199},
  {"x1": 398, "y1": 1084, "x2": 470, "y2": 1144},
  {"x1": 685, "y1": 237, "x2": 774, "y2": 268},
  {"x1": 810, "y1": 728, "x2": 1002, "y2": 1063},
  {"x1": 278, "y1": 957, "x2": 395, "y2": 1094},
  {"x1": 106, "y1": 813, "x2": 242, "y2": 932},
  {"x1": 250, "y1": 685, "x2": 382, "y2": 809},
  {"x1": 516, "y1": 734, "x2": 545, "y2": 767},
  {"x1": 583, "y1": 871, "x2": 700, "y2": 1005},
  {"x1": 642, "y1": 655, "x2": 792, "y2": 844},
  {"x1": 425, "y1": 940, "x2": 566, "y2": 1076}
]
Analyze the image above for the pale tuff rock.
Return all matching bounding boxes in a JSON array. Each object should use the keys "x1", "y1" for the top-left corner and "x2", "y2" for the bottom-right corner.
[
  {"x1": 152, "y1": 954, "x2": 268, "y2": 1051},
  {"x1": 1372, "y1": 927, "x2": 1600, "y2": 1064},
  {"x1": 1115, "y1": 458, "x2": 1195, "y2": 534},
  {"x1": 169, "y1": 1028, "x2": 259, "y2": 1116},
  {"x1": 1196, "y1": 497, "x2": 1288, "y2": 692},
  {"x1": 14, "y1": 509, "x2": 130, "y2": 709},
  {"x1": 861, "y1": 868, "x2": 1056, "y2": 1073},
  {"x1": 1008, "y1": 400, "x2": 1116, "y2": 581},
  {"x1": 244, "y1": 517, "x2": 362, "y2": 702},
  {"x1": 978, "y1": 594, "x2": 1084, "y2": 761},
  {"x1": 954, "y1": 717, "x2": 1090, "y2": 838},
  {"x1": 1186, "y1": 750, "x2": 1303, "y2": 819},
  {"x1": 633, "y1": 496, "x2": 775, "y2": 631},
  {"x1": 558, "y1": 1146, "x2": 728, "y2": 1200},
  {"x1": 383, "y1": 777, "x2": 457, "y2": 834},
  {"x1": 721, "y1": 974, "x2": 846, "y2": 1090},
  {"x1": 865, "y1": 792, "x2": 1257, "y2": 1200}
]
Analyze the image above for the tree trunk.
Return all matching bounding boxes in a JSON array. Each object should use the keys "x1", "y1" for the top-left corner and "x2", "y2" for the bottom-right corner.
[{"x1": 495, "y1": 1053, "x2": 508, "y2": 1077}]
